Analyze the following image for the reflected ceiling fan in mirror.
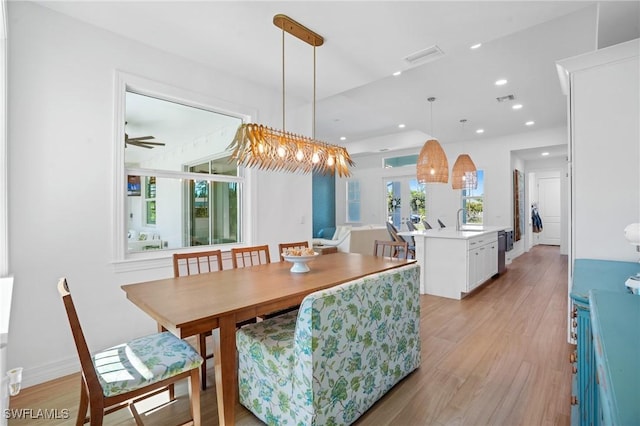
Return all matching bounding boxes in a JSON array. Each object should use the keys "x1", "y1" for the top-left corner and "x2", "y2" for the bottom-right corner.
[
  {"x1": 124, "y1": 122, "x2": 166, "y2": 149},
  {"x1": 125, "y1": 133, "x2": 165, "y2": 149}
]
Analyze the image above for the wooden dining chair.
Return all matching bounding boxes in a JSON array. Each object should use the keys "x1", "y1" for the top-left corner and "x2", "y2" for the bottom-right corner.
[
  {"x1": 172, "y1": 249, "x2": 223, "y2": 391},
  {"x1": 278, "y1": 241, "x2": 309, "y2": 261},
  {"x1": 231, "y1": 244, "x2": 271, "y2": 268},
  {"x1": 232, "y1": 244, "x2": 297, "y2": 319},
  {"x1": 373, "y1": 239, "x2": 409, "y2": 259},
  {"x1": 58, "y1": 278, "x2": 202, "y2": 426},
  {"x1": 173, "y1": 249, "x2": 223, "y2": 277}
]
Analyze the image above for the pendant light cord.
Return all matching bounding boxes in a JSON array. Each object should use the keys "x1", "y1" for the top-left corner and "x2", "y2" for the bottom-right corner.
[
  {"x1": 282, "y1": 26, "x2": 286, "y2": 131},
  {"x1": 427, "y1": 97, "x2": 436, "y2": 137},
  {"x1": 430, "y1": 101, "x2": 433, "y2": 136}
]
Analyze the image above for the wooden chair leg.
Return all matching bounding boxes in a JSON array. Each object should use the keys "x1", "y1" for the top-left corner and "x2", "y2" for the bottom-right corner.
[
  {"x1": 89, "y1": 399, "x2": 105, "y2": 426},
  {"x1": 76, "y1": 377, "x2": 89, "y2": 426},
  {"x1": 199, "y1": 333, "x2": 207, "y2": 391},
  {"x1": 189, "y1": 369, "x2": 201, "y2": 426}
]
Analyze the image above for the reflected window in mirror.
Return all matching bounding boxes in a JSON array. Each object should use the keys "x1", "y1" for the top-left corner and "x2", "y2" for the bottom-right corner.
[
  {"x1": 125, "y1": 91, "x2": 244, "y2": 254},
  {"x1": 461, "y1": 170, "x2": 484, "y2": 225}
]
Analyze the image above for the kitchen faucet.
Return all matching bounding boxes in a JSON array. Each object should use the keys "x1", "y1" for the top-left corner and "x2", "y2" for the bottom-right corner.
[{"x1": 456, "y1": 208, "x2": 464, "y2": 231}]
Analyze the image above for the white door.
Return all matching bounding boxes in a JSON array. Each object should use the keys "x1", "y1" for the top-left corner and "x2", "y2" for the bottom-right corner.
[
  {"x1": 384, "y1": 177, "x2": 425, "y2": 232},
  {"x1": 538, "y1": 176, "x2": 561, "y2": 245}
]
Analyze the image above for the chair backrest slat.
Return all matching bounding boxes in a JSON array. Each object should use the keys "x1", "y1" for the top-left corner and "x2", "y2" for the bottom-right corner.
[
  {"x1": 173, "y1": 250, "x2": 223, "y2": 277},
  {"x1": 231, "y1": 245, "x2": 271, "y2": 268}
]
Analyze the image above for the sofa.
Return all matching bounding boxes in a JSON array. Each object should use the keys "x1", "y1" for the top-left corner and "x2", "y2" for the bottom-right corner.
[
  {"x1": 347, "y1": 225, "x2": 389, "y2": 255},
  {"x1": 236, "y1": 263, "x2": 421, "y2": 425},
  {"x1": 127, "y1": 230, "x2": 164, "y2": 252},
  {"x1": 312, "y1": 225, "x2": 351, "y2": 252},
  {"x1": 312, "y1": 225, "x2": 391, "y2": 255}
]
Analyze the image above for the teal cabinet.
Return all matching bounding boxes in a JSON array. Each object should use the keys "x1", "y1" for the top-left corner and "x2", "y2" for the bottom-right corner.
[
  {"x1": 589, "y1": 290, "x2": 640, "y2": 426},
  {"x1": 569, "y1": 259, "x2": 639, "y2": 426}
]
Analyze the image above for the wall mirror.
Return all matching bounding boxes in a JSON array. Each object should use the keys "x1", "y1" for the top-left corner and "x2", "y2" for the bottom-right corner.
[{"x1": 124, "y1": 91, "x2": 244, "y2": 254}]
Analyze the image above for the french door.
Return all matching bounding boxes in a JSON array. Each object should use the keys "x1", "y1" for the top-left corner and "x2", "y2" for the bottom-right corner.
[{"x1": 384, "y1": 176, "x2": 425, "y2": 232}]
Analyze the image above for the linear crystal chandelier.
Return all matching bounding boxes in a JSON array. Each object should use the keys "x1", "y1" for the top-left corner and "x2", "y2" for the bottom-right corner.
[{"x1": 228, "y1": 14, "x2": 354, "y2": 177}]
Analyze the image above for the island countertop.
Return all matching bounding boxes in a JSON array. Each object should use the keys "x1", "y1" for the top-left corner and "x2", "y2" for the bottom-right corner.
[
  {"x1": 397, "y1": 225, "x2": 508, "y2": 298},
  {"x1": 398, "y1": 225, "x2": 508, "y2": 240}
]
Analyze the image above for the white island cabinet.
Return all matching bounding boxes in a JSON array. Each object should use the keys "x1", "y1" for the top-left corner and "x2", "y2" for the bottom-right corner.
[{"x1": 399, "y1": 226, "x2": 505, "y2": 299}]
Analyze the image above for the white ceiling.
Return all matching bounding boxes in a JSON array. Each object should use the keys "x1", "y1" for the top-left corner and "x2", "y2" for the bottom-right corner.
[{"x1": 36, "y1": 1, "x2": 640, "y2": 161}]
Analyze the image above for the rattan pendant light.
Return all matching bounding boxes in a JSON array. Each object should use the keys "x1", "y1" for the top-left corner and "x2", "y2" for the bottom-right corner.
[
  {"x1": 451, "y1": 154, "x2": 478, "y2": 189},
  {"x1": 417, "y1": 97, "x2": 448, "y2": 184},
  {"x1": 451, "y1": 119, "x2": 478, "y2": 190},
  {"x1": 228, "y1": 14, "x2": 354, "y2": 177}
]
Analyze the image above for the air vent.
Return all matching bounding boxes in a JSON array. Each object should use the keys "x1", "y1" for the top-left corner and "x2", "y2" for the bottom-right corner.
[
  {"x1": 496, "y1": 94, "x2": 515, "y2": 102},
  {"x1": 403, "y1": 45, "x2": 445, "y2": 65}
]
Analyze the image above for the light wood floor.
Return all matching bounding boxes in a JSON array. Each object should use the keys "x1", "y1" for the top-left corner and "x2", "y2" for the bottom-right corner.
[{"x1": 9, "y1": 245, "x2": 572, "y2": 426}]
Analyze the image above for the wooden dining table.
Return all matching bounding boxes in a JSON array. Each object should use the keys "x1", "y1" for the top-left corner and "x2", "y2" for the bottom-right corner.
[{"x1": 121, "y1": 252, "x2": 413, "y2": 425}]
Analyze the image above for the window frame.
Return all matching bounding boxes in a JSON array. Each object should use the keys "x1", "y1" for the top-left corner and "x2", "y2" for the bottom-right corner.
[
  {"x1": 461, "y1": 169, "x2": 484, "y2": 226},
  {"x1": 113, "y1": 72, "x2": 256, "y2": 264},
  {"x1": 346, "y1": 180, "x2": 361, "y2": 223}
]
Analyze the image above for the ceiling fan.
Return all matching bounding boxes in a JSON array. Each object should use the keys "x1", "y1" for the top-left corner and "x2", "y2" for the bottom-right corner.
[{"x1": 125, "y1": 132, "x2": 166, "y2": 149}]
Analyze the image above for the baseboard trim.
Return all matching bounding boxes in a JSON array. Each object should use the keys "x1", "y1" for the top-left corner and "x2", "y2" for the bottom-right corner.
[{"x1": 20, "y1": 357, "x2": 79, "y2": 389}]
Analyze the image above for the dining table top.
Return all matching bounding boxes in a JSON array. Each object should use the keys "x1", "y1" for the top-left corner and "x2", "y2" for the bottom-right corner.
[{"x1": 121, "y1": 252, "x2": 415, "y2": 336}]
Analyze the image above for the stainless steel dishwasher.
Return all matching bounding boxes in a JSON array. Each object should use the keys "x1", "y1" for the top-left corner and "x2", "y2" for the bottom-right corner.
[{"x1": 497, "y1": 230, "x2": 506, "y2": 275}]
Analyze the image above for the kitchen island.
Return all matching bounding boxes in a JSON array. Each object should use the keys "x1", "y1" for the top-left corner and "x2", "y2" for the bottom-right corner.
[{"x1": 399, "y1": 226, "x2": 507, "y2": 299}]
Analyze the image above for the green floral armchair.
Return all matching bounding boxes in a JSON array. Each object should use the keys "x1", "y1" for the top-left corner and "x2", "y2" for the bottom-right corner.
[{"x1": 236, "y1": 263, "x2": 421, "y2": 425}]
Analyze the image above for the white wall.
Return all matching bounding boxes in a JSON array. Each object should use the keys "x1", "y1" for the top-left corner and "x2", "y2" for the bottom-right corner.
[
  {"x1": 7, "y1": 2, "x2": 311, "y2": 387},
  {"x1": 0, "y1": 0, "x2": 9, "y2": 419},
  {"x1": 336, "y1": 126, "x2": 568, "y2": 263},
  {"x1": 560, "y1": 39, "x2": 640, "y2": 261}
]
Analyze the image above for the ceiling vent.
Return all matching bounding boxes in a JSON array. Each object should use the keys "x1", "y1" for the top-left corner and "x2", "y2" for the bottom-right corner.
[
  {"x1": 403, "y1": 45, "x2": 445, "y2": 65},
  {"x1": 496, "y1": 94, "x2": 515, "y2": 102}
]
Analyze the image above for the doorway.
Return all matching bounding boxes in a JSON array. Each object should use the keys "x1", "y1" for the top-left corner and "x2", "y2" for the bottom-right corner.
[
  {"x1": 536, "y1": 174, "x2": 561, "y2": 245},
  {"x1": 384, "y1": 177, "x2": 425, "y2": 232}
]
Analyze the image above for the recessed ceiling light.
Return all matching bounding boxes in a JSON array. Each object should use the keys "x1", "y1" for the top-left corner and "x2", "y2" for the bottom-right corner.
[
  {"x1": 470, "y1": 43, "x2": 482, "y2": 50},
  {"x1": 476, "y1": 129, "x2": 484, "y2": 134},
  {"x1": 525, "y1": 121, "x2": 535, "y2": 126},
  {"x1": 398, "y1": 124, "x2": 406, "y2": 128},
  {"x1": 541, "y1": 152, "x2": 550, "y2": 156},
  {"x1": 512, "y1": 104, "x2": 523, "y2": 110},
  {"x1": 392, "y1": 71, "x2": 402, "y2": 77},
  {"x1": 495, "y1": 79, "x2": 507, "y2": 86},
  {"x1": 339, "y1": 136, "x2": 346, "y2": 141}
]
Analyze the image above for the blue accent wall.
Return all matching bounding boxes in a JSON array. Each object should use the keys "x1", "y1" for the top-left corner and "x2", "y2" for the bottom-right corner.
[{"x1": 312, "y1": 172, "x2": 335, "y2": 237}]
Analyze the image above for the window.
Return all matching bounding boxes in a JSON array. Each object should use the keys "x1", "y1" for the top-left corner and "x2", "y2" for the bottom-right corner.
[
  {"x1": 383, "y1": 154, "x2": 418, "y2": 168},
  {"x1": 186, "y1": 157, "x2": 240, "y2": 246},
  {"x1": 461, "y1": 170, "x2": 484, "y2": 225},
  {"x1": 123, "y1": 89, "x2": 245, "y2": 255},
  {"x1": 346, "y1": 180, "x2": 361, "y2": 223}
]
